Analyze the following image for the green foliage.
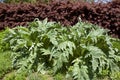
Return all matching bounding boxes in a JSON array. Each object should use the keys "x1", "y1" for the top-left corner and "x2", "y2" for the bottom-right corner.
[
  {"x1": 0, "y1": 30, "x2": 5, "y2": 41},
  {"x1": 3, "y1": 71, "x2": 27, "y2": 80},
  {"x1": 112, "y1": 39, "x2": 120, "y2": 52},
  {"x1": 0, "y1": 51, "x2": 12, "y2": 78},
  {"x1": 0, "y1": 30, "x2": 12, "y2": 79},
  {"x1": 111, "y1": 72, "x2": 120, "y2": 80},
  {"x1": 54, "y1": 73, "x2": 65, "y2": 80},
  {"x1": 0, "y1": 29, "x2": 7, "y2": 50},
  {"x1": 27, "y1": 73, "x2": 53, "y2": 80},
  {"x1": 2, "y1": 19, "x2": 120, "y2": 80},
  {"x1": 0, "y1": 29, "x2": 13, "y2": 78}
]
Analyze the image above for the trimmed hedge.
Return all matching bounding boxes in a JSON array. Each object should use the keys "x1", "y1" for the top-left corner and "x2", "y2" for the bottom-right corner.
[{"x1": 0, "y1": 0, "x2": 120, "y2": 38}]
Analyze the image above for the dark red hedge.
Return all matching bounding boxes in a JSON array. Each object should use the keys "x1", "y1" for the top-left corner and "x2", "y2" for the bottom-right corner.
[{"x1": 0, "y1": 0, "x2": 120, "y2": 38}]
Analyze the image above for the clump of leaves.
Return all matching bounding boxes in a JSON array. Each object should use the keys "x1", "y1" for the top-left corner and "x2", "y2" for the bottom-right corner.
[{"x1": 2, "y1": 19, "x2": 120, "y2": 80}]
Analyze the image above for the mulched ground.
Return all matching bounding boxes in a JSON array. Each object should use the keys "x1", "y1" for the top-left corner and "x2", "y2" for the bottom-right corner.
[{"x1": 0, "y1": 0, "x2": 120, "y2": 38}]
